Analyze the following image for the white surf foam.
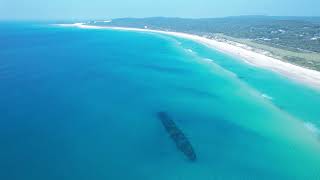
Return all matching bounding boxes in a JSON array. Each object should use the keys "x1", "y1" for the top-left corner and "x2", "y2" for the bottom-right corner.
[
  {"x1": 261, "y1": 93, "x2": 273, "y2": 100},
  {"x1": 54, "y1": 23, "x2": 104, "y2": 29},
  {"x1": 186, "y1": 48, "x2": 195, "y2": 54},
  {"x1": 203, "y1": 58, "x2": 213, "y2": 63},
  {"x1": 55, "y1": 23, "x2": 320, "y2": 90},
  {"x1": 304, "y1": 122, "x2": 320, "y2": 137}
]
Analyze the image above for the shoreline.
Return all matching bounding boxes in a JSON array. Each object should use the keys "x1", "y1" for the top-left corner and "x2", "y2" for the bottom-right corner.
[{"x1": 56, "y1": 23, "x2": 320, "y2": 90}]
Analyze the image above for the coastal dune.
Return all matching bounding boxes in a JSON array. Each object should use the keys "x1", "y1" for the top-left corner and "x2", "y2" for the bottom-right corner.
[{"x1": 57, "y1": 23, "x2": 320, "y2": 90}]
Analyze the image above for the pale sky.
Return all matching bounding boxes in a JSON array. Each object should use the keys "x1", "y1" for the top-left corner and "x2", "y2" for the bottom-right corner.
[{"x1": 0, "y1": 0, "x2": 319, "y2": 20}]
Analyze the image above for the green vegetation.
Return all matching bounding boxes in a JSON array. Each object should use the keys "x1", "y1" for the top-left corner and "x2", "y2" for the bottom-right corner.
[
  {"x1": 215, "y1": 34, "x2": 320, "y2": 71},
  {"x1": 90, "y1": 16, "x2": 320, "y2": 71}
]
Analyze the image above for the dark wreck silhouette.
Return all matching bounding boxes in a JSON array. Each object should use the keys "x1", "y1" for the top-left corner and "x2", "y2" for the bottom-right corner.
[{"x1": 157, "y1": 111, "x2": 197, "y2": 162}]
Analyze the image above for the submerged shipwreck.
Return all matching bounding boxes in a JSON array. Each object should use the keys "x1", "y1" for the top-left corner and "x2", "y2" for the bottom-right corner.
[{"x1": 157, "y1": 112, "x2": 197, "y2": 161}]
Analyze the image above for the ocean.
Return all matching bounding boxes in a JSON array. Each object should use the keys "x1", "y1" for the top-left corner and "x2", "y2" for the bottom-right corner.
[{"x1": 1, "y1": 22, "x2": 320, "y2": 180}]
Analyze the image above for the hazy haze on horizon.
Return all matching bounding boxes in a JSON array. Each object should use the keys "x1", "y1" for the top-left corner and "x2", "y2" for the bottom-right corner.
[{"x1": 0, "y1": 0, "x2": 320, "y2": 20}]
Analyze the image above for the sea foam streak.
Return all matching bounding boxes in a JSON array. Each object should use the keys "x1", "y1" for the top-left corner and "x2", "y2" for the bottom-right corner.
[
  {"x1": 203, "y1": 58, "x2": 213, "y2": 63},
  {"x1": 186, "y1": 48, "x2": 195, "y2": 54},
  {"x1": 304, "y1": 122, "x2": 320, "y2": 137},
  {"x1": 261, "y1": 94, "x2": 273, "y2": 100}
]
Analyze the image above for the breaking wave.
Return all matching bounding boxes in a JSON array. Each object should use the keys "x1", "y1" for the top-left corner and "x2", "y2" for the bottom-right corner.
[
  {"x1": 261, "y1": 93, "x2": 273, "y2": 100},
  {"x1": 304, "y1": 122, "x2": 320, "y2": 137}
]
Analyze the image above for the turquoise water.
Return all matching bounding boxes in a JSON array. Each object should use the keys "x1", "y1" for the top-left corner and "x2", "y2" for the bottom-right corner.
[{"x1": 1, "y1": 23, "x2": 320, "y2": 179}]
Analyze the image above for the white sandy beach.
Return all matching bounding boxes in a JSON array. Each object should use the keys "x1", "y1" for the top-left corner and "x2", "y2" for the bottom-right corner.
[{"x1": 57, "y1": 23, "x2": 320, "y2": 90}]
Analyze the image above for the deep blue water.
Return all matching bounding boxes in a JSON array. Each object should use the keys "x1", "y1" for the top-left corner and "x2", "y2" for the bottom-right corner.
[{"x1": 1, "y1": 22, "x2": 320, "y2": 180}]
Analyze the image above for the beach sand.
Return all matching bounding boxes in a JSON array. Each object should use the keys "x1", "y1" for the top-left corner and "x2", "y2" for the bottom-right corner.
[{"x1": 56, "y1": 23, "x2": 320, "y2": 90}]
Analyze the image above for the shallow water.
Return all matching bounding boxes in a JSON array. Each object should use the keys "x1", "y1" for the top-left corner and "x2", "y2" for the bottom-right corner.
[{"x1": 1, "y1": 23, "x2": 320, "y2": 179}]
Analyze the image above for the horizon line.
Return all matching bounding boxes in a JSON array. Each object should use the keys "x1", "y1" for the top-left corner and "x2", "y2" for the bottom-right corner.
[{"x1": 1, "y1": 15, "x2": 320, "y2": 22}]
